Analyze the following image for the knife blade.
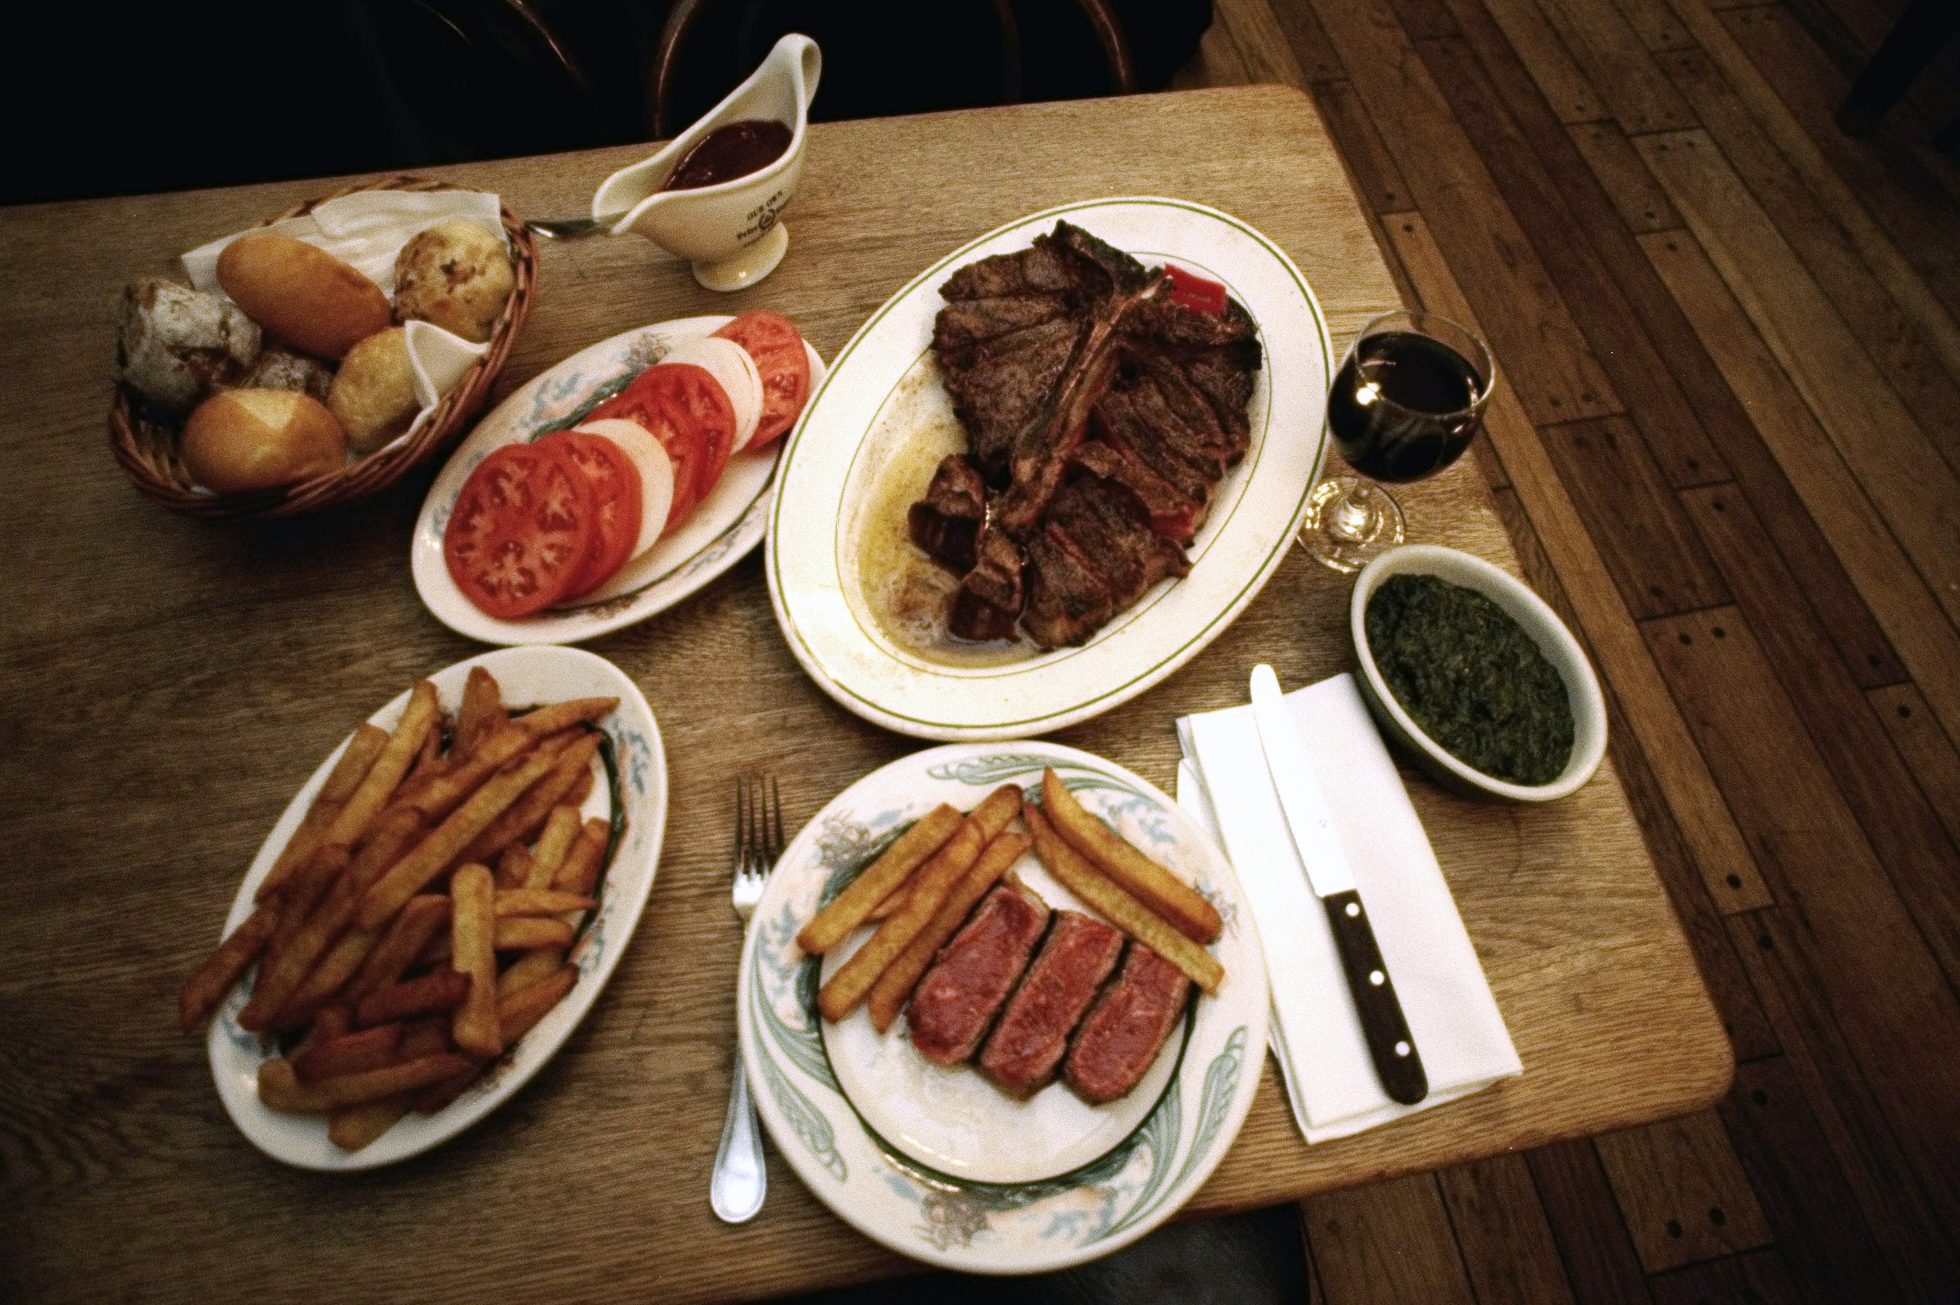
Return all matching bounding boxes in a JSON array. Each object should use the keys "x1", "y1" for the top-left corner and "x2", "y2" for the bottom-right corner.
[{"x1": 1249, "y1": 664, "x2": 1428, "y2": 1105}]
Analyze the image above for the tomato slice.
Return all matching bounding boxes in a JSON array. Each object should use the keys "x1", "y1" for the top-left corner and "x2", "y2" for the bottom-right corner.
[
  {"x1": 538, "y1": 430, "x2": 643, "y2": 600},
  {"x1": 714, "y1": 311, "x2": 810, "y2": 446},
  {"x1": 587, "y1": 377, "x2": 707, "y2": 529},
  {"x1": 1164, "y1": 264, "x2": 1228, "y2": 316},
  {"x1": 644, "y1": 363, "x2": 736, "y2": 510},
  {"x1": 443, "y1": 444, "x2": 595, "y2": 619}
]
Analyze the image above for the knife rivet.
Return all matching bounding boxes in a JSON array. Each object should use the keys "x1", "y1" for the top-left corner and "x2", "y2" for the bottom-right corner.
[
  {"x1": 1395, "y1": 1041, "x2": 1411, "y2": 1056},
  {"x1": 1370, "y1": 970, "x2": 1385, "y2": 985},
  {"x1": 1345, "y1": 902, "x2": 1361, "y2": 918}
]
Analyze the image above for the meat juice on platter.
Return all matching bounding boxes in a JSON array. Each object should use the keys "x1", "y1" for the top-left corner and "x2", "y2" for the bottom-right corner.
[
  {"x1": 661, "y1": 119, "x2": 792, "y2": 191},
  {"x1": 1326, "y1": 330, "x2": 1485, "y2": 483},
  {"x1": 896, "y1": 222, "x2": 1262, "y2": 653}
]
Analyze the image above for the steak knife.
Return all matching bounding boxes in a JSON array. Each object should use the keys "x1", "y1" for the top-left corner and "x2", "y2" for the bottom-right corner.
[{"x1": 1249, "y1": 664, "x2": 1428, "y2": 1105}]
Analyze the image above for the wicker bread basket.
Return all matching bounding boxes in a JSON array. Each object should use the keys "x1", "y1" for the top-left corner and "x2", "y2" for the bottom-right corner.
[{"x1": 108, "y1": 175, "x2": 538, "y2": 520}]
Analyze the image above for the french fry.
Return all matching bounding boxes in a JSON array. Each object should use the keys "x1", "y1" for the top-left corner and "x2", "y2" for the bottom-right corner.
[
  {"x1": 398, "y1": 723, "x2": 449, "y2": 797},
  {"x1": 400, "y1": 722, "x2": 541, "y2": 822},
  {"x1": 328, "y1": 1096, "x2": 414, "y2": 1151},
  {"x1": 493, "y1": 917, "x2": 575, "y2": 950},
  {"x1": 511, "y1": 697, "x2": 617, "y2": 739},
  {"x1": 343, "y1": 895, "x2": 449, "y2": 1004},
  {"x1": 495, "y1": 844, "x2": 534, "y2": 889},
  {"x1": 497, "y1": 949, "x2": 564, "y2": 999},
  {"x1": 495, "y1": 888, "x2": 597, "y2": 917},
  {"x1": 522, "y1": 805, "x2": 584, "y2": 889},
  {"x1": 270, "y1": 926, "x2": 378, "y2": 1031},
  {"x1": 449, "y1": 863, "x2": 501, "y2": 1059},
  {"x1": 1041, "y1": 769, "x2": 1222, "y2": 943},
  {"x1": 291, "y1": 1003, "x2": 353, "y2": 1062},
  {"x1": 451, "y1": 666, "x2": 503, "y2": 763},
  {"x1": 295, "y1": 1023, "x2": 404, "y2": 1084},
  {"x1": 258, "y1": 1053, "x2": 476, "y2": 1113},
  {"x1": 549, "y1": 818, "x2": 611, "y2": 896},
  {"x1": 461, "y1": 731, "x2": 601, "y2": 865},
  {"x1": 499, "y1": 964, "x2": 576, "y2": 1042},
  {"x1": 867, "y1": 830, "x2": 1030, "y2": 1032},
  {"x1": 355, "y1": 967, "x2": 470, "y2": 1027},
  {"x1": 239, "y1": 877, "x2": 357, "y2": 1033},
  {"x1": 358, "y1": 747, "x2": 562, "y2": 931},
  {"x1": 348, "y1": 805, "x2": 425, "y2": 894},
  {"x1": 796, "y1": 804, "x2": 963, "y2": 954},
  {"x1": 323, "y1": 681, "x2": 440, "y2": 850},
  {"x1": 399, "y1": 1017, "x2": 452, "y2": 1058},
  {"x1": 817, "y1": 803, "x2": 1004, "y2": 1022},
  {"x1": 179, "y1": 903, "x2": 280, "y2": 1032},
  {"x1": 1025, "y1": 807, "x2": 1223, "y2": 994},
  {"x1": 266, "y1": 844, "x2": 352, "y2": 961},
  {"x1": 258, "y1": 723, "x2": 389, "y2": 902}
]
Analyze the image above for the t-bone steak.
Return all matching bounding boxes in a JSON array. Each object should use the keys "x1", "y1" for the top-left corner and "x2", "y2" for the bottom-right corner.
[{"x1": 910, "y1": 222, "x2": 1261, "y2": 649}]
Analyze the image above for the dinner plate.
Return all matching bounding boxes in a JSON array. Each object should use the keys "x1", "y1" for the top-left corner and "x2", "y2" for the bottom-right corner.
[
  {"x1": 766, "y1": 197, "x2": 1332, "y2": 740},
  {"x1": 207, "y1": 646, "x2": 668, "y2": 1170},
  {"x1": 737, "y1": 741, "x2": 1267, "y2": 1274},
  {"x1": 413, "y1": 316, "x2": 827, "y2": 646}
]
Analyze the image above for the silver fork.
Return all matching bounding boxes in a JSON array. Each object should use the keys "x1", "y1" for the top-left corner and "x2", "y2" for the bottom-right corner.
[
  {"x1": 711, "y1": 774, "x2": 780, "y2": 1223},
  {"x1": 525, "y1": 214, "x2": 612, "y2": 240}
]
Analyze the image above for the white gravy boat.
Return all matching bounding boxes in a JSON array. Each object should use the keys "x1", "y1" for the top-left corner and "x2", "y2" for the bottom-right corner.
[{"x1": 593, "y1": 34, "x2": 822, "y2": 291}]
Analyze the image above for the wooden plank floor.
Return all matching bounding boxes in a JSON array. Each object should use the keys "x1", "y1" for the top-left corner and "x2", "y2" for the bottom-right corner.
[{"x1": 1174, "y1": 0, "x2": 1960, "y2": 1300}]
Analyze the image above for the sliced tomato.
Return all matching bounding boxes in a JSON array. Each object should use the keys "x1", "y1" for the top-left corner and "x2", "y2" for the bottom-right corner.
[
  {"x1": 443, "y1": 444, "x2": 595, "y2": 619},
  {"x1": 587, "y1": 375, "x2": 708, "y2": 528},
  {"x1": 643, "y1": 362, "x2": 736, "y2": 510},
  {"x1": 1164, "y1": 264, "x2": 1228, "y2": 316},
  {"x1": 537, "y1": 430, "x2": 643, "y2": 599},
  {"x1": 714, "y1": 310, "x2": 810, "y2": 446}
]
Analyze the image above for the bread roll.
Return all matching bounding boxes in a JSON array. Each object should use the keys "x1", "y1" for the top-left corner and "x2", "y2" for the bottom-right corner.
[
  {"x1": 235, "y1": 346, "x2": 333, "y2": 401},
  {"x1": 329, "y1": 327, "x2": 420, "y2": 454},
  {"x1": 181, "y1": 388, "x2": 347, "y2": 492},
  {"x1": 117, "y1": 278, "x2": 262, "y2": 413},
  {"x1": 392, "y1": 220, "x2": 515, "y2": 343},
  {"x1": 217, "y1": 233, "x2": 392, "y2": 359}
]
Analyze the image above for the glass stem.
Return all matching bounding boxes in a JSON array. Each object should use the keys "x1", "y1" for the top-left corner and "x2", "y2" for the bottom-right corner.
[{"x1": 1330, "y1": 485, "x2": 1379, "y2": 543}]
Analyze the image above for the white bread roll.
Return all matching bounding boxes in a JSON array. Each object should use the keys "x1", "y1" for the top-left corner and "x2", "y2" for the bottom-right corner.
[{"x1": 181, "y1": 388, "x2": 347, "y2": 492}]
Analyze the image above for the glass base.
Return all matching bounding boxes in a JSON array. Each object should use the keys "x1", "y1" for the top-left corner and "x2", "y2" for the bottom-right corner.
[{"x1": 1298, "y1": 476, "x2": 1406, "y2": 573}]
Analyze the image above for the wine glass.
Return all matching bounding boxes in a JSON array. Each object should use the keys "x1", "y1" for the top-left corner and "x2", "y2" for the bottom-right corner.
[{"x1": 1299, "y1": 308, "x2": 1496, "y2": 572}]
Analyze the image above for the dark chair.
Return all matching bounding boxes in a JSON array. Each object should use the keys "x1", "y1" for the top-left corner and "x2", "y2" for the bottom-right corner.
[
  {"x1": 1834, "y1": 0, "x2": 1960, "y2": 152},
  {"x1": 647, "y1": 0, "x2": 1136, "y2": 137}
]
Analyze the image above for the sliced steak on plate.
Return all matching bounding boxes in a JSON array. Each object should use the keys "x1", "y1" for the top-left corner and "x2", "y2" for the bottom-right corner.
[
  {"x1": 1064, "y1": 944, "x2": 1193, "y2": 1104},
  {"x1": 907, "y1": 879, "x2": 1050, "y2": 1065},
  {"x1": 908, "y1": 454, "x2": 988, "y2": 574},
  {"x1": 978, "y1": 911, "x2": 1126, "y2": 1096}
]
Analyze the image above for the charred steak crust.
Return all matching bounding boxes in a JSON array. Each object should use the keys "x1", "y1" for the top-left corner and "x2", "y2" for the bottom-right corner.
[
  {"x1": 906, "y1": 880, "x2": 1050, "y2": 1065},
  {"x1": 1064, "y1": 945, "x2": 1194, "y2": 1104},
  {"x1": 978, "y1": 912, "x2": 1126, "y2": 1097},
  {"x1": 923, "y1": 221, "x2": 1260, "y2": 648}
]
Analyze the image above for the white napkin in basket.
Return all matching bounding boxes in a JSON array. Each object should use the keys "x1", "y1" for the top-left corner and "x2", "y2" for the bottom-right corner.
[{"x1": 1176, "y1": 672, "x2": 1520, "y2": 1142}]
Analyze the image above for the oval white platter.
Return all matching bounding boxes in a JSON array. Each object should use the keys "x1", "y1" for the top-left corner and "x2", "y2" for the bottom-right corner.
[
  {"x1": 766, "y1": 198, "x2": 1332, "y2": 740},
  {"x1": 413, "y1": 315, "x2": 827, "y2": 646},
  {"x1": 738, "y1": 741, "x2": 1267, "y2": 1274},
  {"x1": 207, "y1": 645, "x2": 668, "y2": 1170}
]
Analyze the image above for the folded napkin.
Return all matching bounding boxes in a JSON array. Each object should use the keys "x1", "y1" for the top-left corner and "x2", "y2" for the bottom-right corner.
[
  {"x1": 179, "y1": 190, "x2": 501, "y2": 444},
  {"x1": 1177, "y1": 673, "x2": 1520, "y2": 1142}
]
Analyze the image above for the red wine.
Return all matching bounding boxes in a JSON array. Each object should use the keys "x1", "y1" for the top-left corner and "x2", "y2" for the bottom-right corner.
[{"x1": 1327, "y1": 330, "x2": 1485, "y2": 483}]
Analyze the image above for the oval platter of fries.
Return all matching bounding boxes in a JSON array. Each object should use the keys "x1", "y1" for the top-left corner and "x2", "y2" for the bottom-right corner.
[
  {"x1": 736, "y1": 741, "x2": 1268, "y2": 1274},
  {"x1": 182, "y1": 645, "x2": 667, "y2": 1170}
]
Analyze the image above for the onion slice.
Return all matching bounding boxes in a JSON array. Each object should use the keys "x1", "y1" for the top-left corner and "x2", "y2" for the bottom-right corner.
[{"x1": 573, "y1": 418, "x2": 674, "y2": 558}]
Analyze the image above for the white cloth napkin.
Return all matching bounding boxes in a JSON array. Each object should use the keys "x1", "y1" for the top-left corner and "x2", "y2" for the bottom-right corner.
[
  {"x1": 1177, "y1": 673, "x2": 1520, "y2": 1142},
  {"x1": 180, "y1": 190, "x2": 501, "y2": 442}
]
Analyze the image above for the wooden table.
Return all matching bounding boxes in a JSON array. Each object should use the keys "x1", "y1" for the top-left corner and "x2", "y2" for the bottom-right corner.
[{"x1": 0, "y1": 87, "x2": 1729, "y2": 1303}]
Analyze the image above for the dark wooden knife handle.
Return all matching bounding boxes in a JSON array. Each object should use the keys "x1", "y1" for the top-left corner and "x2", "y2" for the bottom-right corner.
[{"x1": 1322, "y1": 890, "x2": 1429, "y2": 1105}]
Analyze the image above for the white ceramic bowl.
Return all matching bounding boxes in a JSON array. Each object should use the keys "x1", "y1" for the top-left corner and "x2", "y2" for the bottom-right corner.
[{"x1": 1349, "y1": 544, "x2": 1607, "y2": 802}]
